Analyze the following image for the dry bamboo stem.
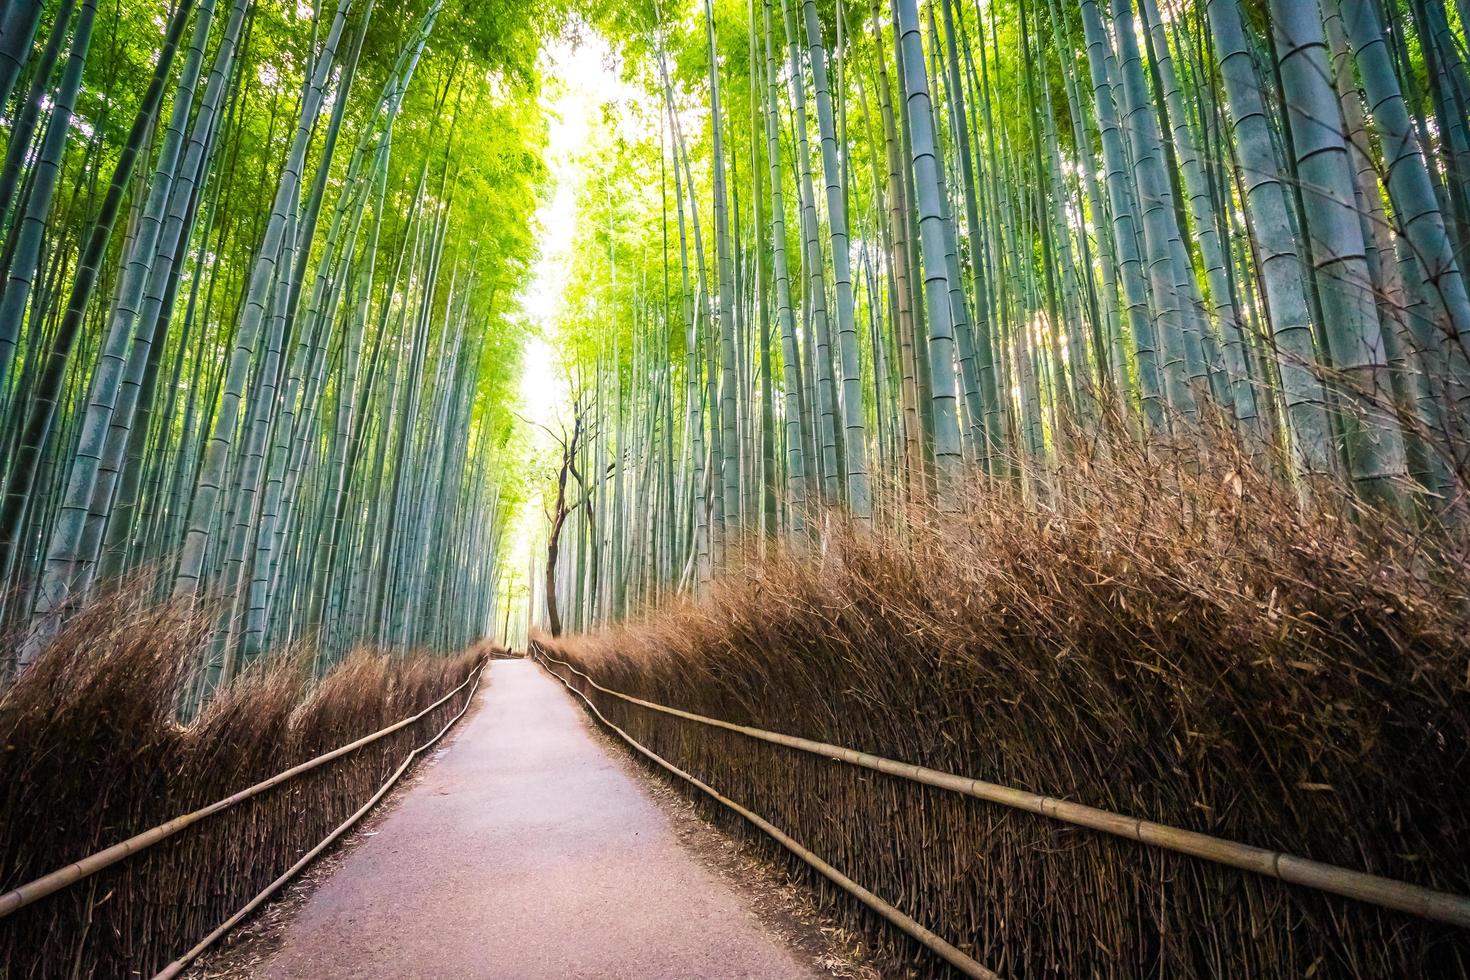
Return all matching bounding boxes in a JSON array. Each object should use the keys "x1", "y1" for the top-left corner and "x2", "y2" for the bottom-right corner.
[
  {"x1": 533, "y1": 649, "x2": 1470, "y2": 929},
  {"x1": 0, "y1": 657, "x2": 488, "y2": 919}
]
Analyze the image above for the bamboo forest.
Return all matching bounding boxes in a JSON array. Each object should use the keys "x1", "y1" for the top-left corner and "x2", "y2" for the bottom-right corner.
[{"x1": 2, "y1": 0, "x2": 1470, "y2": 976}]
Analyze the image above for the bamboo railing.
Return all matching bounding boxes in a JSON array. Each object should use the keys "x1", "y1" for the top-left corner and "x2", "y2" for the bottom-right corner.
[
  {"x1": 153, "y1": 659, "x2": 486, "y2": 978},
  {"x1": 535, "y1": 648, "x2": 999, "y2": 980},
  {"x1": 532, "y1": 647, "x2": 1470, "y2": 932},
  {"x1": 0, "y1": 656, "x2": 487, "y2": 975}
]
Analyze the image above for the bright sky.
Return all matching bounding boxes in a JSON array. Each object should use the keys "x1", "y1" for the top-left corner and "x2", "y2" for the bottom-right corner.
[
  {"x1": 520, "y1": 32, "x2": 607, "y2": 430},
  {"x1": 500, "y1": 25, "x2": 637, "y2": 640}
]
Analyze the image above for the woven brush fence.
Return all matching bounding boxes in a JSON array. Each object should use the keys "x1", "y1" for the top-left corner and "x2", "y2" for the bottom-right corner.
[
  {"x1": 540, "y1": 648, "x2": 1469, "y2": 978},
  {"x1": 0, "y1": 595, "x2": 487, "y2": 979},
  {"x1": 533, "y1": 453, "x2": 1470, "y2": 978}
]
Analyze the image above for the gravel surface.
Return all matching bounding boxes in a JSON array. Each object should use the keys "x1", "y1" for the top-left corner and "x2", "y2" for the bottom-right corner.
[{"x1": 253, "y1": 658, "x2": 827, "y2": 979}]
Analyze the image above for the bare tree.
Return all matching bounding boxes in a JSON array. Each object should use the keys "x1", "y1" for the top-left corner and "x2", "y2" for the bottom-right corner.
[{"x1": 543, "y1": 396, "x2": 592, "y2": 637}]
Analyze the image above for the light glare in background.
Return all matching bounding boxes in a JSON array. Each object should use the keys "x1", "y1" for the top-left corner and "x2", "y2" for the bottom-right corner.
[{"x1": 502, "y1": 26, "x2": 633, "y2": 639}]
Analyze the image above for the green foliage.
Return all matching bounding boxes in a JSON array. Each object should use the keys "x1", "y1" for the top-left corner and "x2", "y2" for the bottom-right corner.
[{"x1": 0, "y1": 0, "x2": 566, "y2": 670}]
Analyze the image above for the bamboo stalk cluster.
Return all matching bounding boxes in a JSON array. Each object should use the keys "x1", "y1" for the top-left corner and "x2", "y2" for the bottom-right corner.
[
  {"x1": 541, "y1": 0, "x2": 1470, "y2": 632},
  {"x1": 0, "y1": 0, "x2": 540, "y2": 691}
]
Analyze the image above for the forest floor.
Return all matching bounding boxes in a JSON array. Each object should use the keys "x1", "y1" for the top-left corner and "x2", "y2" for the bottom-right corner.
[{"x1": 187, "y1": 658, "x2": 873, "y2": 979}]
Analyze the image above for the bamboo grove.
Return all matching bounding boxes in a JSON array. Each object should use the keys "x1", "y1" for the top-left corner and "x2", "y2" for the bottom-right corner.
[
  {"x1": 537, "y1": 0, "x2": 1470, "y2": 633},
  {"x1": 0, "y1": 0, "x2": 554, "y2": 691}
]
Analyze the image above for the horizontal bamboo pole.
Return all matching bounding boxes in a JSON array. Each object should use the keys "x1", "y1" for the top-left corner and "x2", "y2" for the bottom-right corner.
[
  {"x1": 153, "y1": 661, "x2": 487, "y2": 979},
  {"x1": 533, "y1": 648, "x2": 1470, "y2": 929},
  {"x1": 537, "y1": 654, "x2": 998, "y2": 980},
  {"x1": 0, "y1": 657, "x2": 488, "y2": 920}
]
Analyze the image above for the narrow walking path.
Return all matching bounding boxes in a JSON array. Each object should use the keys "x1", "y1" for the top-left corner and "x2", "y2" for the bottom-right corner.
[{"x1": 258, "y1": 658, "x2": 822, "y2": 979}]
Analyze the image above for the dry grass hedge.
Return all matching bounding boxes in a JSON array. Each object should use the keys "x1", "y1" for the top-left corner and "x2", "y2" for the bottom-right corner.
[
  {"x1": 541, "y1": 440, "x2": 1470, "y2": 978},
  {"x1": 0, "y1": 588, "x2": 488, "y2": 979}
]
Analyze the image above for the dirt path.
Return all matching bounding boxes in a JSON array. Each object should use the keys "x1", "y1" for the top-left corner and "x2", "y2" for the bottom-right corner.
[{"x1": 255, "y1": 658, "x2": 825, "y2": 979}]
